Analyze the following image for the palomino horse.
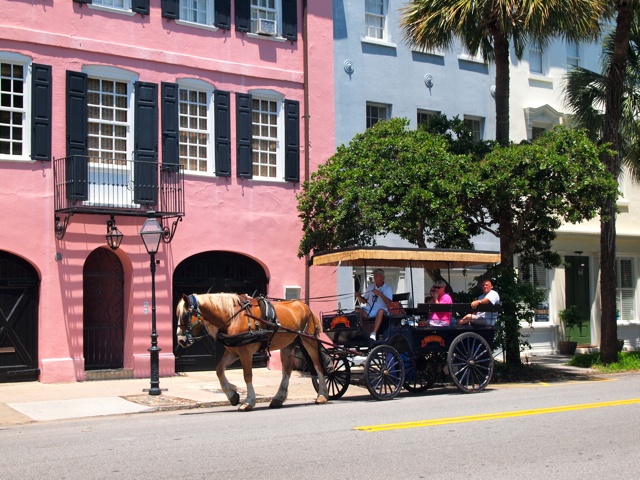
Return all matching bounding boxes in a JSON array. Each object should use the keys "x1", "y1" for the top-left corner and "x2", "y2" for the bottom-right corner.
[{"x1": 176, "y1": 293, "x2": 329, "y2": 411}]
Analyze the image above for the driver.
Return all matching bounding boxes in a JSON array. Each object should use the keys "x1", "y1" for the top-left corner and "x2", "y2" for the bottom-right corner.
[{"x1": 355, "y1": 268, "x2": 393, "y2": 341}]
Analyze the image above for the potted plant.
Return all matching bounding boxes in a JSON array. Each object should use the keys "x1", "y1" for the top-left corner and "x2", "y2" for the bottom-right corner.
[{"x1": 558, "y1": 305, "x2": 586, "y2": 355}]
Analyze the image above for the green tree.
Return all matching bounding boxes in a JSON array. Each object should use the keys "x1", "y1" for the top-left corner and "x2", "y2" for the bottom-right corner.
[
  {"x1": 401, "y1": 0, "x2": 606, "y2": 147},
  {"x1": 564, "y1": 1, "x2": 639, "y2": 363}
]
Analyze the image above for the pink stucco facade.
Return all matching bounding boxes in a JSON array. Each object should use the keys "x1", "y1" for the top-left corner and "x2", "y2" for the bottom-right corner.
[{"x1": 0, "y1": 1, "x2": 335, "y2": 383}]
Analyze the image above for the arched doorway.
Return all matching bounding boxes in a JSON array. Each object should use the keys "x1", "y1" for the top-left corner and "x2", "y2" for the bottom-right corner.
[
  {"x1": 0, "y1": 251, "x2": 40, "y2": 382},
  {"x1": 173, "y1": 251, "x2": 268, "y2": 371},
  {"x1": 83, "y1": 248, "x2": 124, "y2": 370}
]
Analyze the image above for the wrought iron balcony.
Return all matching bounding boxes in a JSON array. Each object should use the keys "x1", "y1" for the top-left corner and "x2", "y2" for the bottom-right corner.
[{"x1": 53, "y1": 156, "x2": 185, "y2": 239}]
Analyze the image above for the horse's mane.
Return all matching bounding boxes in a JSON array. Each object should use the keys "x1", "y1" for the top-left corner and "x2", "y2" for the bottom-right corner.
[{"x1": 201, "y1": 293, "x2": 243, "y2": 319}]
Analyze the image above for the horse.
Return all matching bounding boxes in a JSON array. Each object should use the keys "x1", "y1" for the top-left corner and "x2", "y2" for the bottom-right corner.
[{"x1": 176, "y1": 293, "x2": 329, "y2": 411}]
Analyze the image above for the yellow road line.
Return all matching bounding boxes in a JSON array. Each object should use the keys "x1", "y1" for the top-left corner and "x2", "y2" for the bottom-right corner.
[{"x1": 355, "y1": 398, "x2": 640, "y2": 432}]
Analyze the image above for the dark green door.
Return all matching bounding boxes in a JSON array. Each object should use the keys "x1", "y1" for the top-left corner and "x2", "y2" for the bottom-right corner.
[{"x1": 564, "y1": 255, "x2": 591, "y2": 345}]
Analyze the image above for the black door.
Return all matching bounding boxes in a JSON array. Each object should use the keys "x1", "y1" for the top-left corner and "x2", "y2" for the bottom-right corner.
[
  {"x1": 83, "y1": 248, "x2": 125, "y2": 370},
  {"x1": 0, "y1": 252, "x2": 40, "y2": 382},
  {"x1": 173, "y1": 252, "x2": 268, "y2": 372},
  {"x1": 565, "y1": 255, "x2": 591, "y2": 345}
]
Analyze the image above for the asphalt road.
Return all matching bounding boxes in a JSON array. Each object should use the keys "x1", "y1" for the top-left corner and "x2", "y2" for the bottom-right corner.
[{"x1": 1, "y1": 373, "x2": 639, "y2": 479}]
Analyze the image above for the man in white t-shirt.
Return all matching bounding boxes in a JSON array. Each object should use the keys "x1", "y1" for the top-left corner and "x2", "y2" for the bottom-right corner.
[
  {"x1": 355, "y1": 268, "x2": 393, "y2": 340},
  {"x1": 458, "y1": 279, "x2": 500, "y2": 326}
]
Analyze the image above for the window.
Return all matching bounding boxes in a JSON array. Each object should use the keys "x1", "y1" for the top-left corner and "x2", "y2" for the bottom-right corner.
[
  {"x1": 463, "y1": 116, "x2": 483, "y2": 141},
  {"x1": 180, "y1": 0, "x2": 214, "y2": 26},
  {"x1": 0, "y1": 58, "x2": 27, "y2": 159},
  {"x1": 366, "y1": 102, "x2": 389, "y2": 129},
  {"x1": 519, "y1": 262, "x2": 550, "y2": 322},
  {"x1": 93, "y1": 0, "x2": 131, "y2": 10},
  {"x1": 532, "y1": 126, "x2": 547, "y2": 140},
  {"x1": 235, "y1": 91, "x2": 299, "y2": 181},
  {"x1": 178, "y1": 81, "x2": 214, "y2": 174},
  {"x1": 529, "y1": 45, "x2": 543, "y2": 74},
  {"x1": 615, "y1": 258, "x2": 636, "y2": 321},
  {"x1": 252, "y1": 95, "x2": 280, "y2": 178},
  {"x1": 365, "y1": 0, "x2": 386, "y2": 40},
  {"x1": 251, "y1": 0, "x2": 278, "y2": 35},
  {"x1": 87, "y1": 77, "x2": 131, "y2": 164},
  {"x1": 417, "y1": 109, "x2": 440, "y2": 127},
  {"x1": 567, "y1": 42, "x2": 580, "y2": 67}
]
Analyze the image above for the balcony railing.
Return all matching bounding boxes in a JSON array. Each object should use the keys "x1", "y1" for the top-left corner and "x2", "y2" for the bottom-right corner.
[
  {"x1": 53, "y1": 156, "x2": 185, "y2": 240},
  {"x1": 53, "y1": 156, "x2": 185, "y2": 218}
]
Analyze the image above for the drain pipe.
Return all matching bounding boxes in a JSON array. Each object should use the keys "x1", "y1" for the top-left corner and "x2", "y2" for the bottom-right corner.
[{"x1": 303, "y1": 0, "x2": 311, "y2": 304}]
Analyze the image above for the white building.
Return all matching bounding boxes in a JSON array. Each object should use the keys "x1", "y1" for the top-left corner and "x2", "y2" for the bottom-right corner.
[{"x1": 332, "y1": 1, "x2": 640, "y2": 352}]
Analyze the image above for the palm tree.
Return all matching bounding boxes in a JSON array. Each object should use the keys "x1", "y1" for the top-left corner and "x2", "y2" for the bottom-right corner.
[{"x1": 401, "y1": 0, "x2": 606, "y2": 147}]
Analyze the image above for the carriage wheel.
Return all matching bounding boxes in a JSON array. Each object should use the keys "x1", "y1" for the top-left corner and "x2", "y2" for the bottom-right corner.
[
  {"x1": 311, "y1": 355, "x2": 351, "y2": 400},
  {"x1": 447, "y1": 332, "x2": 494, "y2": 393},
  {"x1": 403, "y1": 352, "x2": 438, "y2": 393},
  {"x1": 364, "y1": 345, "x2": 405, "y2": 401}
]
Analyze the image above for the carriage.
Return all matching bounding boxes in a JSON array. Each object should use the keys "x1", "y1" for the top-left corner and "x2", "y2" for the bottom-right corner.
[
  {"x1": 176, "y1": 246, "x2": 501, "y2": 410},
  {"x1": 309, "y1": 247, "x2": 501, "y2": 401}
]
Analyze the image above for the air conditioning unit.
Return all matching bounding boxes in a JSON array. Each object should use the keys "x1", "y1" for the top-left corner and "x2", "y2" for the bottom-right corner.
[{"x1": 256, "y1": 18, "x2": 277, "y2": 36}]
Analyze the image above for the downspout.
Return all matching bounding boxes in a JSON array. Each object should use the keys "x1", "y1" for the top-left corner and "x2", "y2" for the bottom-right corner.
[{"x1": 303, "y1": 0, "x2": 311, "y2": 304}]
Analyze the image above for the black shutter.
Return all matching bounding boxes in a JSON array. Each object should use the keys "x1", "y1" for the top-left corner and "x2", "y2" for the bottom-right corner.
[
  {"x1": 31, "y1": 64, "x2": 52, "y2": 162},
  {"x1": 236, "y1": 93, "x2": 252, "y2": 178},
  {"x1": 235, "y1": 0, "x2": 250, "y2": 33},
  {"x1": 161, "y1": 82, "x2": 179, "y2": 166},
  {"x1": 65, "y1": 71, "x2": 89, "y2": 200},
  {"x1": 215, "y1": 0, "x2": 231, "y2": 29},
  {"x1": 161, "y1": 0, "x2": 179, "y2": 19},
  {"x1": 132, "y1": 0, "x2": 150, "y2": 15},
  {"x1": 282, "y1": 0, "x2": 298, "y2": 41},
  {"x1": 134, "y1": 82, "x2": 159, "y2": 206},
  {"x1": 214, "y1": 90, "x2": 231, "y2": 176},
  {"x1": 284, "y1": 99, "x2": 300, "y2": 182},
  {"x1": 73, "y1": 0, "x2": 92, "y2": 4}
]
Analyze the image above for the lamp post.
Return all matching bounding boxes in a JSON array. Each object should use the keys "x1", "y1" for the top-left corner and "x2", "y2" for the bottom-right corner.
[{"x1": 139, "y1": 212, "x2": 164, "y2": 395}]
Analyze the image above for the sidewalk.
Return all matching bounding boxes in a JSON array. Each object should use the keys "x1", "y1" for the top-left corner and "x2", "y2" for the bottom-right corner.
[
  {"x1": 0, "y1": 368, "x2": 339, "y2": 426},
  {"x1": 0, "y1": 356, "x2": 595, "y2": 426}
]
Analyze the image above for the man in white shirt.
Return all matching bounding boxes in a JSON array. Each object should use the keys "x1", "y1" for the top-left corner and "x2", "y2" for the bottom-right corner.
[
  {"x1": 355, "y1": 268, "x2": 393, "y2": 340},
  {"x1": 459, "y1": 279, "x2": 500, "y2": 326}
]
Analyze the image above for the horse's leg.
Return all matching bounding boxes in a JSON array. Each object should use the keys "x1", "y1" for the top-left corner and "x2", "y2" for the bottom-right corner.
[
  {"x1": 237, "y1": 349, "x2": 256, "y2": 412},
  {"x1": 270, "y1": 343, "x2": 294, "y2": 409},
  {"x1": 216, "y1": 349, "x2": 241, "y2": 406},
  {"x1": 300, "y1": 336, "x2": 329, "y2": 404}
]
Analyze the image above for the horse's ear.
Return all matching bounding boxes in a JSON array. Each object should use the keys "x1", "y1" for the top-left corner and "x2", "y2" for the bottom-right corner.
[{"x1": 182, "y1": 294, "x2": 189, "y2": 302}]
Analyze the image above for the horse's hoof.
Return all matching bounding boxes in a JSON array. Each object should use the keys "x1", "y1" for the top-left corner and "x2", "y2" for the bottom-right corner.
[
  {"x1": 315, "y1": 395, "x2": 328, "y2": 404},
  {"x1": 238, "y1": 403, "x2": 253, "y2": 412},
  {"x1": 269, "y1": 399, "x2": 284, "y2": 409},
  {"x1": 229, "y1": 392, "x2": 240, "y2": 406}
]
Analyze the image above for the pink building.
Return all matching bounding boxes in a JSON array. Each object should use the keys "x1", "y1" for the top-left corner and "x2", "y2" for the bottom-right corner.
[{"x1": 0, "y1": 1, "x2": 335, "y2": 383}]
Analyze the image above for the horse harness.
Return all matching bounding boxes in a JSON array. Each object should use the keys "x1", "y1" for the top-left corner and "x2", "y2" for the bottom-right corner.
[{"x1": 181, "y1": 294, "x2": 284, "y2": 352}]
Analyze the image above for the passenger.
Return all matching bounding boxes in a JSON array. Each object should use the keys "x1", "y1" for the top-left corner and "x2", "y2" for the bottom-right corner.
[
  {"x1": 458, "y1": 279, "x2": 500, "y2": 325},
  {"x1": 427, "y1": 279, "x2": 452, "y2": 326},
  {"x1": 355, "y1": 268, "x2": 393, "y2": 341}
]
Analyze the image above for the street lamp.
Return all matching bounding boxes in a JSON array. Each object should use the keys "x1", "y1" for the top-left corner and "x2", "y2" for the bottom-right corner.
[{"x1": 139, "y1": 212, "x2": 164, "y2": 395}]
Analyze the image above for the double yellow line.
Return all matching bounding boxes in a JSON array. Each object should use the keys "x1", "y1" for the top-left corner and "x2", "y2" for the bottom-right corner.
[{"x1": 355, "y1": 398, "x2": 640, "y2": 432}]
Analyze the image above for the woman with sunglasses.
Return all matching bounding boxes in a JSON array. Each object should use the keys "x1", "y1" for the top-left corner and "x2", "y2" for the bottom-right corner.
[{"x1": 426, "y1": 279, "x2": 452, "y2": 326}]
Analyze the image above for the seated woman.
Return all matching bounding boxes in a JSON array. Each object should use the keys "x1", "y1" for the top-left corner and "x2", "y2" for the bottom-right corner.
[{"x1": 426, "y1": 280, "x2": 452, "y2": 326}]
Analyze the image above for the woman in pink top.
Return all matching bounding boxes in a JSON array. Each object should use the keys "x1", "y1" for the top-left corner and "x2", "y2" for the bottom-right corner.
[{"x1": 428, "y1": 280, "x2": 452, "y2": 326}]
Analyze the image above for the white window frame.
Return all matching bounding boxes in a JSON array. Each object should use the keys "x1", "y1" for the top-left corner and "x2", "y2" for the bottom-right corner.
[
  {"x1": 82, "y1": 65, "x2": 137, "y2": 206},
  {"x1": 249, "y1": 89, "x2": 284, "y2": 181},
  {"x1": 463, "y1": 115, "x2": 484, "y2": 142},
  {"x1": 176, "y1": 0, "x2": 217, "y2": 30},
  {"x1": 615, "y1": 257, "x2": 636, "y2": 322},
  {"x1": 0, "y1": 52, "x2": 32, "y2": 162},
  {"x1": 417, "y1": 109, "x2": 440, "y2": 128},
  {"x1": 567, "y1": 41, "x2": 580, "y2": 67},
  {"x1": 249, "y1": 0, "x2": 282, "y2": 37},
  {"x1": 518, "y1": 262, "x2": 551, "y2": 323},
  {"x1": 529, "y1": 45, "x2": 545, "y2": 75},
  {"x1": 366, "y1": 102, "x2": 389, "y2": 129},
  {"x1": 89, "y1": 0, "x2": 135, "y2": 16},
  {"x1": 177, "y1": 79, "x2": 215, "y2": 176},
  {"x1": 458, "y1": 45, "x2": 485, "y2": 64},
  {"x1": 365, "y1": 0, "x2": 386, "y2": 40}
]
